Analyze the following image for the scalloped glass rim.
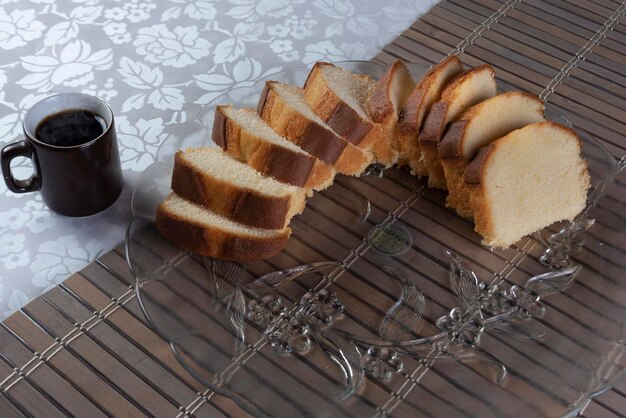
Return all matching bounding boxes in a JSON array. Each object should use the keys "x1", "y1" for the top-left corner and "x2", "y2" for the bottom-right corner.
[{"x1": 125, "y1": 60, "x2": 623, "y2": 417}]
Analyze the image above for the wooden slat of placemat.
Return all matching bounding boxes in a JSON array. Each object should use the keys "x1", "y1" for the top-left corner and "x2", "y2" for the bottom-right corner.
[
  {"x1": 68, "y1": 264, "x2": 207, "y2": 394},
  {"x1": 22, "y1": 297, "x2": 182, "y2": 417},
  {"x1": 428, "y1": 3, "x2": 626, "y2": 141},
  {"x1": 0, "y1": 325, "x2": 107, "y2": 417},
  {"x1": 94, "y1": 251, "x2": 252, "y2": 417},
  {"x1": 591, "y1": 389, "x2": 626, "y2": 417},
  {"x1": 0, "y1": 380, "x2": 66, "y2": 418},
  {"x1": 3, "y1": 311, "x2": 149, "y2": 418},
  {"x1": 0, "y1": 253, "x2": 246, "y2": 417},
  {"x1": 0, "y1": 350, "x2": 67, "y2": 418},
  {"x1": 86, "y1": 255, "x2": 249, "y2": 417},
  {"x1": 0, "y1": 394, "x2": 26, "y2": 418},
  {"x1": 582, "y1": 402, "x2": 622, "y2": 418},
  {"x1": 42, "y1": 286, "x2": 193, "y2": 409}
]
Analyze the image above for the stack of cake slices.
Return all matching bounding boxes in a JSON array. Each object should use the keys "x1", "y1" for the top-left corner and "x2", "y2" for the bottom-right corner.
[{"x1": 157, "y1": 59, "x2": 590, "y2": 260}]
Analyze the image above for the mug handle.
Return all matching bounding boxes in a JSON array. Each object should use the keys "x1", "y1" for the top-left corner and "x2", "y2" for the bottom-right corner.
[{"x1": 1, "y1": 140, "x2": 41, "y2": 193}]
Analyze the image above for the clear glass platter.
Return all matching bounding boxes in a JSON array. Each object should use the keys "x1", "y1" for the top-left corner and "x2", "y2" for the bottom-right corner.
[{"x1": 125, "y1": 60, "x2": 625, "y2": 417}]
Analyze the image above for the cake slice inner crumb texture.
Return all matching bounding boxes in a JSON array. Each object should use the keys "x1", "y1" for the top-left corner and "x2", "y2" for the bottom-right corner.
[
  {"x1": 222, "y1": 107, "x2": 307, "y2": 154},
  {"x1": 272, "y1": 83, "x2": 331, "y2": 126},
  {"x1": 163, "y1": 194, "x2": 287, "y2": 237},
  {"x1": 485, "y1": 126, "x2": 588, "y2": 246},
  {"x1": 181, "y1": 148, "x2": 300, "y2": 197},
  {"x1": 320, "y1": 65, "x2": 374, "y2": 118}
]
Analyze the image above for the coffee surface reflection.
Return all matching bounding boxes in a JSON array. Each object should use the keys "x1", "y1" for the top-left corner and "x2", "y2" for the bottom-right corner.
[{"x1": 35, "y1": 109, "x2": 106, "y2": 147}]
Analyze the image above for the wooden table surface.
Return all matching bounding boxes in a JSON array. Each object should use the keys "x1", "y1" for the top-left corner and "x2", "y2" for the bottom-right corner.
[{"x1": 1, "y1": 1, "x2": 624, "y2": 416}]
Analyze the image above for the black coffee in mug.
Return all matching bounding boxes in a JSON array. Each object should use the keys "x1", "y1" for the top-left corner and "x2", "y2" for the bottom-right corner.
[
  {"x1": 1, "y1": 93, "x2": 123, "y2": 217},
  {"x1": 36, "y1": 109, "x2": 106, "y2": 147}
]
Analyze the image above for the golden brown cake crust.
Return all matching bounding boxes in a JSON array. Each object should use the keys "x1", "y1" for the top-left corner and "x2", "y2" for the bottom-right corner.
[
  {"x1": 441, "y1": 159, "x2": 474, "y2": 219},
  {"x1": 365, "y1": 60, "x2": 415, "y2": 166},
  {"x1": 213, "y1": 106, "x2": 334, "y2": 190},
  {"x1": 438, "y1": 92, "x2": 544, "y2": 161},
  {"x1": 463, "y1": 142, "x2": 493, "y2": 185},
  {"x1": 463, "y1": 121, "x2": 589, "y2": 248},
  {"x1": 440, "y1": 92, "x2": 544, "y2": 218},
  {"x1": 418, "y1": 101, "x2": 449, "y2": 189},
  {"x1": 438, "y1": 119, "x2": 470, "y2": 160},
  {"x1": 440, "y1": 123, "x2": 481, "y2": 218},
  {"x1": 398, "y1": 56, "x2": 464, "y2": 172},
  {"x1": 397, "y1": 87, "x2": 426, "y2": 139},
  {"x1": 418, "y1": 101, "x2": 448, "y2": 146},
  {"x1": 465, "y1": 182, "x2": 492, "y2": 244},
  {"x1": 171, "y1": 151, "x2": 296, "y2": 230},
  {"x1": 304, "y1": 62, "x2": 374, "y2": 146},
  {"x1": 397, "y1": 87, "x2": 426, "y2": 171},
  {"x1": 156, "y1": 204, "x2": 290, "y2": 260},
  {"x1": 257, "y1": 81, "x2": 347, "y2": 166},
  {"x1": 420, "y1": 65, "x2": 497, "y2": 189},
  {"x1": 418, "y1": 64, "x2": 497, "y2": 149},
  {"x1": 212, "y1": 105, "x2": 228, "y2": 149},
  {"x1": 464, "y1": 144, "x2": 496, "y2": 245},
  {"x1": 258, "y1": 81, "x2": 370, "y2": 175},
  {"x1": 398, "y1": 56, "x2": 463, "y2": 138},
  {"x1": 367, "y1": 60, "x2": 404, "y2": 123},
  {"x1": 440, "y1": 64, "x2": 495, "y2": 102}
]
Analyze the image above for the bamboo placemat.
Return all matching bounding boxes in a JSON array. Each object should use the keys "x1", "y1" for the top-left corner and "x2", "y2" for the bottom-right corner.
[
  {"x1": 374, "y1": 4, "x2": 626, "y2": 412},
  {"x1": 1, "y1": 1, "x2": 625, "y2": 417}
]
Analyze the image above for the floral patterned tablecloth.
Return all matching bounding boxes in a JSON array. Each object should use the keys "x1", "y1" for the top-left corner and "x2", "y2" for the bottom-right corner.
[{"x1": 0, "y1": 0, "x2": 437, "y2": 319}]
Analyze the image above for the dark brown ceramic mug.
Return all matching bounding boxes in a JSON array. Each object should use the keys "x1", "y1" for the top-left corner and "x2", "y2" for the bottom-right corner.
[{"x1": 1, "y1": 93, "x2": 123, "y2": 217}]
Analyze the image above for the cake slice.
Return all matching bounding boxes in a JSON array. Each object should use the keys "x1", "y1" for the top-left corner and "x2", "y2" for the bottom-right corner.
[
  {"x1": 157, "y1": 193, "x2": 290, "y2": 260},
  {"x1": 464, "y1": 121, "x2": 590, "y2": 248},
  {"x1": 439, "y1": 92, "x2": 545, "y2": 219},
  {"x1": 398, "y1": 56, "x2": 464, "y2": 175},
  {"x1": 172, "y1": 148, "x2": 306, "y2": 230},
  {"x1": 303, "y1": 62, "x2": 382, "y2": 160},
  {"x1": 366, "y1": 60, "x2": 416, "y2": 166},
  {"x1": 419, "y1": 65, "x2": 497, "y2": 189},
  {"x1": 258, "y1": 81, "x2": 372, "y2": 176},
  {"x1": 212, "y1": 106, "x2": 335, "y2": 191}
]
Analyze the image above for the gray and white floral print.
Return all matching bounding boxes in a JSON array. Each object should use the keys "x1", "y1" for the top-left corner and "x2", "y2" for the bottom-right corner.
[{"x1": 0, "y1": 0, "x2": 437, "y2": 319}]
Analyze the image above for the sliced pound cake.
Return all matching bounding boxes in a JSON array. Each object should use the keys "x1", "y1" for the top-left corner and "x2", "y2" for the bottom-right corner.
[
  {"x1": 157, "y1": 193, "x2": 290, "y2": 260},
  {"x1": 258, "y1": 81, "x2": 372, "y2": 176},
  {"x1": 464, "y1": 121, "x2": 590, "y2": 248},
  {"x1": 304, "y1": 62, "x2": 378, "y2": 148},
  {"x1": 398, "y1": 56, "x2": 464, "y2": 175},
  {"x1": 213, "y1": 106, "x2": 335, "y2": 191},
  {"x1": 419, "y1": 65, "x2": 497, "y2": 189},
  {"x1": 439, "y1": 92, "x2": 545, "y2": 219},
  {"x1": 172, "y1": 148, "x2": 306, "y2": 230},
  {"x1": 366, "y1": 60, "x2": 416, "y2": 166}
]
